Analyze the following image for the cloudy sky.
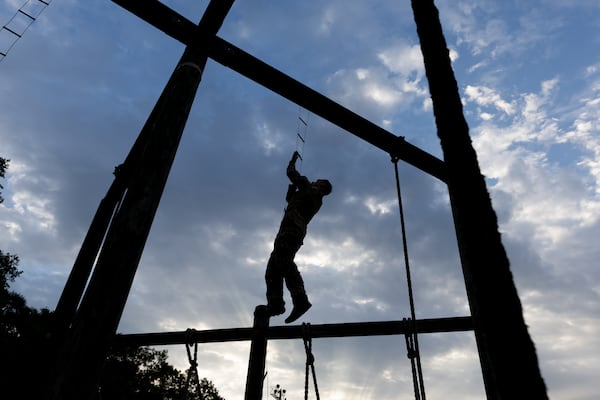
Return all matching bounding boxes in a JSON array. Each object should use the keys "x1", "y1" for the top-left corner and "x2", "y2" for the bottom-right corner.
[{"x1": 1, "y1": 0, "x2": 599, "y2": 399}]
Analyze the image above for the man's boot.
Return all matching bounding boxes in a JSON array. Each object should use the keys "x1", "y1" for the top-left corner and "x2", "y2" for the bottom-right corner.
[
  {"x1": 266, "y1": 299, "x2": 285, "y2": 317},
  {"x1": 285, "y1": 294, "x2": 311, "y2": 324}
]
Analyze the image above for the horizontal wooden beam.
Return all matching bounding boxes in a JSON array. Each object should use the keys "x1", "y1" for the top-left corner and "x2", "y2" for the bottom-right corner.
[
  {"x1": 207, "y1": 37, "x2": 447, "y2": 182},
  {"x1": 111, "y1": 0, "x2": 447, "y2": 182},
  {"x1": 113, "y1": 316, "x2": 472, "y2": 347}
]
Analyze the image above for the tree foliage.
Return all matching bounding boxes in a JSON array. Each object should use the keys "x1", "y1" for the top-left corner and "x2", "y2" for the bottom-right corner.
[
  {"x1": 98, "y1": 346, "x2": 226, "y2": 400},
  {"x1": 0, "y1": 157, "x2": 8, "y2": 204},
  {"x1": 0, "y1": 272, "x2": 53, "y2": 399},
  {"x1": 98, "y1": 346, "x2": 185, "y2": 400},
  {"x1": 193, "y1": 378, "x2": 226, "y2": 400},
  {"x1": 0, "y1": 157, "x2": 26, "y2": 338},
  {"x1": 0, "y1": 250, "x2": 20, "y2": 293}
]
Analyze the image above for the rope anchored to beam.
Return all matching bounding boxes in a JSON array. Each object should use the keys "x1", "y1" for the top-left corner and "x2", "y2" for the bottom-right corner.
[
  {"x1": 302, "y1": 323, "x2": 321, "y2": 400},
  {"x1": 391, "y1": 156, "x2": 427, "y2": 400},
  {"x1": 184, "y1": 328, "x2": 202, "y2": 398}
]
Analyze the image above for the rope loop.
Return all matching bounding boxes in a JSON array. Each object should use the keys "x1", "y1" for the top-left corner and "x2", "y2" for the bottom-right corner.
[
  {"x1": 301, "y1": 323, "x2": 320, "y2": 400},
  {"x1": 185, "y1": 328, "x2": 199, "y2": 366},
  {"x1": 185, "y1": 328, "x2": 197, "y2": 345},
  {"x1": 302, "y1": 323, "x2": 314, "y2": 364},
  {"x1": 183, "y1": 328, "x2": 201, "y2": 395}
]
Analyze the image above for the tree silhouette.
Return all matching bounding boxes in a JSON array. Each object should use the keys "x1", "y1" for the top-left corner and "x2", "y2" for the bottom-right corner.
[
  {"x1": 95, "y1": 346, "x2": 228, "y2": 399},
  {"x1": 0, "y1": 157, "x2": 8, "y2": 204},
  {"x1": 98, "y1": 346, "x2": 185, "y2": 400},
  {"x1": 0, "y1": 157, "x2": 20, "y2": 307}
]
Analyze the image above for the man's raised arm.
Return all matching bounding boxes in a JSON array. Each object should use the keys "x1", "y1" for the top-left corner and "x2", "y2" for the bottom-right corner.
[{"x1": 286, "y1": 151, "x2": 310, "y2": 188}]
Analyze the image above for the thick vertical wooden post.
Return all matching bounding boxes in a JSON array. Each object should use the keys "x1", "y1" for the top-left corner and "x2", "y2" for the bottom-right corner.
[
  {"x1": 48, "y1": 45, "x2": 205, "y2": 400},
  {"x1": 47, "y1": 2, "x2": 235, "y2": 399},
  {"x1": 51, "y1": 176, "x2": 125, "y2": 342},
  {"x1": 244, "y1": 306, "x2": 269, "y2": 400},
  {"x1": 410, "y1": 1, "x2": 548, "y2": 399}
]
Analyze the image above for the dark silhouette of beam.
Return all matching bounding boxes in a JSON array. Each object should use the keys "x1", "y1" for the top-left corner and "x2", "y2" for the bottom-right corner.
[
  {"x1": 113, "y1": 316, "x2": 473, "y2": 347},
  {"x1": 111, "y1": 0, "x2": 447, "y2": 183}
]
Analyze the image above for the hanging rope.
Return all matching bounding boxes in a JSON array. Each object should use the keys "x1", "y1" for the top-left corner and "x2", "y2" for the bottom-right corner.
[
  {"x1": 391, "y1": 156, "x2": 427, "y2": 400},
  {"x1": 184, "y1": 328, "x2": 202, "y2": 399},
  {"x1": 302, "y1": 323, "x2": 321, "y2": 400}
]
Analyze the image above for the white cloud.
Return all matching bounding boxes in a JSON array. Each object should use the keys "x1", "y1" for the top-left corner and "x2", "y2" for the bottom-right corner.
[
  {"x1": 584, "y1": 63, "x2": 599, "y2": 76},
  {"x1": 317, "y1": 6, "x2": 337, "y2": 35},
  {"x1": 327, "y1": 67, "x2": 403, "y2": 109},
  {"x1": 364, "y1": 81, "x2": 401, "y2": 107},
  {"x1": 298, "y1": 235, "x2": 379, "y2": 273},
  {"x1": 325, "y1": 42, "x2": 429, "y2": 111},
  {"x1": 1, "y1": 160, "x2": 58, "y2": 236},
  {"x1": 364, "y1": 196, "x2": 395, "y2": 216},
  {"x1": 377, "y1": 43, "x2": 424, "y2": 77},
  {"x1": 464, "y1": 85, "x2": 516, "y2": 116},
  {"x1": 469, "y1": 78, "x2": 600, "y2": 252}
]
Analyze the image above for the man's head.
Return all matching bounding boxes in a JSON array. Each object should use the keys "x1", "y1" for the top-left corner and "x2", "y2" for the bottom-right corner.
[{"x1": 313, "y1": 179, "x2": 332, "y2": 196}]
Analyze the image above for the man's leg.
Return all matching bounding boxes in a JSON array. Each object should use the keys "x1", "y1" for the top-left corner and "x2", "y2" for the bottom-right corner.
[
  {"x1": 284, "y1": 260, "x2": 312, "y2": 324},
  {"x1": 265, "y1": 252, "x2": 285, "y2": 316}
]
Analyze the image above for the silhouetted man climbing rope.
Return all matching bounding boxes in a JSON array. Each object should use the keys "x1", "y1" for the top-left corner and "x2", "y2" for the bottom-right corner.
[{"x1": 265, "y1": 151, "x2": 332, "y2": 323}]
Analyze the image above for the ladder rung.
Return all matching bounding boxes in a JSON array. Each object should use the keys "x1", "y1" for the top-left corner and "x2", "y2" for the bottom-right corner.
[
  {"x1": 18, "y1": 9, "x2": 36, "y2": 20},
  {"x1": 298, "y1": 116, "x2": 307, "y2": 126},
  {"x1": 2, "y1": 26, "x2": 22, "y2": 37},
  {"x1": 0, "y1": 0, "x2": 50, "y2": 63},
  {"x1": 296, "y1": 133, "x2": 305, "y2": 143}
]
